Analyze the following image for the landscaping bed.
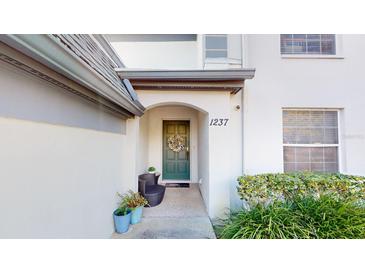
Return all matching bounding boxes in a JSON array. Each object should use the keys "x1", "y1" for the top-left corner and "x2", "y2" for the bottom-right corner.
[{"x1": 216, "y1": 172, "x2": 365, "y2": 239}]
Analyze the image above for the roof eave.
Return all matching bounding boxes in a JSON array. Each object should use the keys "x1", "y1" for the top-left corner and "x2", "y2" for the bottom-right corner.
[
  {"x1": 116, "y1": 68, "x2": 255, "y2": 94},
  {"x1": 0, "y1": 34, "x2": 144, "y2": 117},
  {"x1": 115, "y1": 68, "x2": 255, "y2": 81},
  {"x1": 129, "y1": 80, "x2": 245, "y2": 94}
]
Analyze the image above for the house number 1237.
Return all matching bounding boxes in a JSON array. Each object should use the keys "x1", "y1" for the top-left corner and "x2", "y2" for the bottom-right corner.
[{"x1": 209, "y1": 118, "x2": 229, "y2": 126}]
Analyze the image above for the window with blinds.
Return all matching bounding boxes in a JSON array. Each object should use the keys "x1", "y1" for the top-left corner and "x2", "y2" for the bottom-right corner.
[
  {"x1": 280, "y1": 34, "x2": 336, "y2": 55},
  {"x1": 283, "y1": 110, "x2": 339, "y2": 173}
]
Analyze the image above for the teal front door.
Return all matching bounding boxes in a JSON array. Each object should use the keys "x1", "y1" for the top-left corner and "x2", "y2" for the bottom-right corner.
[{"x1": 163, "y1": 120, "x2": 190, "y2": 180}]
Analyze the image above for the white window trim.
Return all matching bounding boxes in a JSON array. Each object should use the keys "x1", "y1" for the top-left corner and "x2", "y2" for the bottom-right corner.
[
  {"x1": 203, "y1": 34, "x2": 243, "y2": 66},
  {"x1": 204, "y1": 34, "x2": 228, "y2": 59},
  {"x1": 281, "y1": 54, "x2": 344, "y2": 60},
  {"x1": 282, "y1": 108, "x2": 342, "y2": 173},
  {"x1": 284, "y1": 144, "x2": 339, "y2": 147},
  {"x1": 204, "y1": 57, "x2": 242, "y2": 64},
  {"x1": 280, "y1": 35, "x2": 344, "y2": 59}
]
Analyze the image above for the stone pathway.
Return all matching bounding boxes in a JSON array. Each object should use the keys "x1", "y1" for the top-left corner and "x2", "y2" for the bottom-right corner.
[{"x1": 112, "y1": 184, "x2": 216, "y2": 239}]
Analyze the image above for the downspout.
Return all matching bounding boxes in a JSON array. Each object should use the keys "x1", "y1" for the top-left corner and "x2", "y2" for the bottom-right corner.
[
  {"x1": 241, "y1": 85, "x2": 245, "y2": 176},
  {"x1": 241, "y1": 34, "x2": 248, "y2": 176}
]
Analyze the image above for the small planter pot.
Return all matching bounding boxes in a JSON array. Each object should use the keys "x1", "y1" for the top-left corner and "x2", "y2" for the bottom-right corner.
[
  {"x1": 130, "y1": 206, "x2": 143, "y2": 224},
  {"x1": 148, "y1": 171, "x2": 155, "y2": 174},
  {"x1": 113, "y1": 209, "x2": 131, "y2": 234}
]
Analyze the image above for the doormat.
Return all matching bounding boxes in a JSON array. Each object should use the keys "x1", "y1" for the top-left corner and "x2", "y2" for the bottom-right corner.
[{"x1": 165, "y1": 183, "x2": 190, "y2": 188}]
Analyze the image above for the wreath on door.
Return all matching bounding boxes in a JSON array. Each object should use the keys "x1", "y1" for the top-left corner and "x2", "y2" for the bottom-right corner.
[{"x1": 167, "y1": 135, "x2": 185, "y2": 152}]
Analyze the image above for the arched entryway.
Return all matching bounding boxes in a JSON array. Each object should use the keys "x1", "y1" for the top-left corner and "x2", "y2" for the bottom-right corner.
[{"x1": 137, "y1": 102, "x2": 210, "y2": 211}]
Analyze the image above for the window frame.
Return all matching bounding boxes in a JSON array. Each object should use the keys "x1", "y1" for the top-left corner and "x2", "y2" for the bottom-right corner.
[
  {"x1": 203, "y1": 34, "x2": 228, "y2": 63},
  {"x1": 280, "y1": 34, "x2": 344, "y2": 59},
  {"x1": 282, "y1": 108, "x2": 342, "y2": 173}
]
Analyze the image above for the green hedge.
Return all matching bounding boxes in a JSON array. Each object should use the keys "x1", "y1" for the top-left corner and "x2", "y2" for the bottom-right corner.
[
  {"x1": 237, "y1": 172, "x2": 365, "y2": 207},
  {"x1": 216, "y1": 195, "x2": 365, "y2": 239}
]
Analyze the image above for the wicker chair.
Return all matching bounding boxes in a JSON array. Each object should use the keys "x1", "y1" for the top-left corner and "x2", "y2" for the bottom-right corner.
[{"x1": 138, "y1": 173, "x2": 165, "y2": 207}]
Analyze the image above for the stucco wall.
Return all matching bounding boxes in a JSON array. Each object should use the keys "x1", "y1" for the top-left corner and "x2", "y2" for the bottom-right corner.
[
  {"x1": 228, "y1": 92, "x2": 244, "y2": 210},
  {"x1": 138, "y1": 102, "x2": 213, "y2": 210},
  {"x1": 0, "y1": 58, "x2": 125, "y2": 134},
  {"x1": 137, "y1": 113, "x2": 149, "y2": 175},
  {"x1": 244, "y1": 34, "x2": 365, "y2": 176},
  {"x1": 111, "y1": 41, "x2": 199, "y2": 69},
  {"x1": 137, "y1": 90, "x2": 236, "y2": 218},
  {"x1": 0, "y1": 62, "x2": 137, "y2": 238},
  {"x1": 198, "y1": 112, "x2": 210, "y2": 209},
  {"x1": 111, "y1": 34, "x2": 243, "y2": 70}
]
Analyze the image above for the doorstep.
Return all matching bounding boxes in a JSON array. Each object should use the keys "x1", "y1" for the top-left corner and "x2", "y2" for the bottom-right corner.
[
  {"x1": 112, "y1": 216, "x2": 216, "y2": 239},
  {"x1": 111, "y1": 184, "x2": 216, "y2": 239}
]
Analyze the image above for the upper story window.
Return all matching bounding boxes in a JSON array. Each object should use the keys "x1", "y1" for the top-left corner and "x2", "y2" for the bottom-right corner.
[
  {"x1": 203, "y1": 35, "x2": 242, "y2": 68},
  {"x1": 280, "y1": 34, "x2": 336, "y2": 55},
  {"x1": 205, "y1": 35, "x2": 228, "y2": 59}
]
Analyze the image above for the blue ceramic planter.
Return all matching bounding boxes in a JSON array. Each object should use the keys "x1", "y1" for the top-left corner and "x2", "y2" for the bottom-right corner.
[
  {"x1": 130, "y1": 206, "x2": 143, "y2": 224},
  {"x1": 113, "y1": 209, "x2": 131, "y2": 234}
]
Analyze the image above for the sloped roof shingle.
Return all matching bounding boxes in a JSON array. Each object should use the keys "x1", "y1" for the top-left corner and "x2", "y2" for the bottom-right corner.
[{"x1": 52, "y1": 34, "x2": 133, "y2": 101}]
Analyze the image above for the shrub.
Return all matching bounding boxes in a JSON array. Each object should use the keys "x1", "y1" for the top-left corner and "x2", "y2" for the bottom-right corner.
[
  {"x1": 216, "y1": 195, "x2": 365, "y2": 239},
  {"x1": 237, "y1": 172, "x2": 365, "y2": 207}
]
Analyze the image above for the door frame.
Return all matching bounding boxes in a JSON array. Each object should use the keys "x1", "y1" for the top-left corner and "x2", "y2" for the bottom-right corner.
[{"x1": 162, "y1": 119, "x2": 191, "y2": 181}]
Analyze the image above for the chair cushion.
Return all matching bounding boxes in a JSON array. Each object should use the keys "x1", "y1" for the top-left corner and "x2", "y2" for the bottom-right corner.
[{"x1": 145, "y1": 185, "x2": 165, "y2": 196}]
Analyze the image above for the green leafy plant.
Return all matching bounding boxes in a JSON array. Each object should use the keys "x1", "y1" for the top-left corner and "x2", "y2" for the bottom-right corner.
[
  {"x1": 216, "y1": 195, "x2": 365, "y2": 239},
  {"x1": 118, "y1": 190, "x2": 148, "y2": 209},
  {"x1": 114, "y1": 206, "x2": 129, "y2": 216},
  {"x1": 147, "y1": 166, "x2": 156, "y2": 173},
  {"x1": 237, "y1": 172, "x2": 365, "y2": 207}
]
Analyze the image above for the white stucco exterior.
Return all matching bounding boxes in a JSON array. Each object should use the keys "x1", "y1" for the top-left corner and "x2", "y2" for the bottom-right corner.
[
  {"x1": 111, "y1": 34, "x2": 365, "y2": 178},
  {"x1": 0, "y1": 58, "x2": 139, "y2": 238},
  {"x1": 243, "y1": 34, "x2": 365, "y2": 176},
  {"x1": 134, "y1": 90, "x2": 243, "y2": 217},
  {"x1": 111, "y1": 40, "x2": 200, "y2": 69},
  {"x1": 2, "y1": 34, "x2": 365, "y2": 238},
  {"x1": 111, "y1": 34, "x2": 365, "y2": 218}
]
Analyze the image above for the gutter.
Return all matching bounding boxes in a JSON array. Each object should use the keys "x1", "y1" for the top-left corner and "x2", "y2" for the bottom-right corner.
[
  {"x1": 116, "y1": 68, "x2": 256, "y2": 81},
  {"x1": 0, "y1": 34, "x2": 144, "y2": 117}
]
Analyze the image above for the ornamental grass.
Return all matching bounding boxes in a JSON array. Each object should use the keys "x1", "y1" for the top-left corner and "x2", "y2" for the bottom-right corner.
[
  {"x1": 216, "y1": 172, "x2": 365, "y2": 239},
  {"x1": 216, "y1": 195, "x2": 365, "y2": 239}
]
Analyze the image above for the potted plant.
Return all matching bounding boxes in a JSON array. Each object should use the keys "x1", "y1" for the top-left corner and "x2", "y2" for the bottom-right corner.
[
  {"x1": 147, "y1": 166, "x2": 156, "y2": 174},
  {"x1": 119, "y1": 191, "x2": 149, "y2": 224},
  {"x1": 113, "y1": 205, "x2": 131, "y2": 234}
]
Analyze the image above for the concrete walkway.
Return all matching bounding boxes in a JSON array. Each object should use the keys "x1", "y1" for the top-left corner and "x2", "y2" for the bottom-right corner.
[{"x1": 112, "y1": 184, "x2": 216, "y2": 239}]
